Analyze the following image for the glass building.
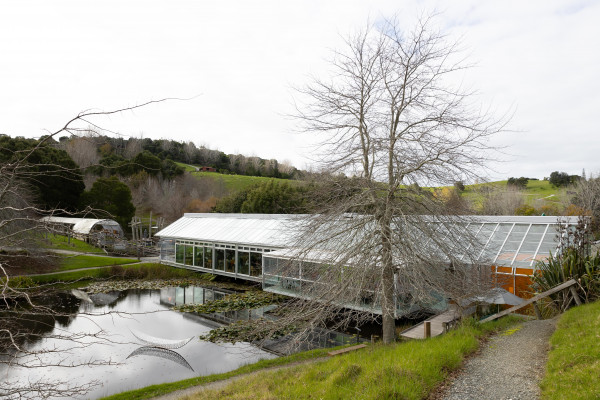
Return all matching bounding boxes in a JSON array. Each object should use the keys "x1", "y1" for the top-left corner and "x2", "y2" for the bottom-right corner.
[{"x1": 157, "y1": 213, "x2": 582, "y2": 314}]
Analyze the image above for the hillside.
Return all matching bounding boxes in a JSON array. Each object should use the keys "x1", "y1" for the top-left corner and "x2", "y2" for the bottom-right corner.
[
  {"x1": 177, "y1": 163, "x2": 300, "y2": 192},
  {"x1": 459, "y1": 179, "x2": 565, "y2": 215}
]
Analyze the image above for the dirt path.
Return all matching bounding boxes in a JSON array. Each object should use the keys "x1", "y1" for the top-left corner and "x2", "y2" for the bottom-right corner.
[
  {"x1": 148, "y1": 357, "x2": 328, "y2": 400},
  {"x1": 437, "y1": 318, "x2": 556, "y2": 400}
]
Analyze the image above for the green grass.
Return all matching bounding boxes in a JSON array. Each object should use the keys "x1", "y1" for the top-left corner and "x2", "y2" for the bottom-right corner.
[
  {"x1": 37, "y1": 234, "x2": 105, "y2": 253},
  {"x1": 540, "y1": 300, "x2": 600, "y2": 400},
  {"x1": 100, "y1": 347, "x2": 337, "y2": 400},
  {"x1": 30, "y1": 263, "x2": 195, "y2": 286},
  {"x1": 460, "y1": 179, "x2": 563, "y2": 212},
  {"x1": 175, "y1": 162, "x2": 198, "y2": 172},
  {"x1": 58, "y1": 255, "x2": 137, "y2": 271},
  {"x1": 102, "y1": 316, "x2": 522, "y2": 400}
]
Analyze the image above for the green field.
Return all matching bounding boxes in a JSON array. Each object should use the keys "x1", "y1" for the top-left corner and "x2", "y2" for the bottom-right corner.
[
  {"x1": 176, "y1": 162, "x2": 301, "y2": 193},
  {"x1": 460, "y1": 179, "x2": 564, "y2": 212},
  {"x1": 192, "y1": 171, "x2": 300, "y2": 192}
]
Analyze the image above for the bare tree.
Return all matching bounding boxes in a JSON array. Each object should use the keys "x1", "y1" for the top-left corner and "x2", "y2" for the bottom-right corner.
[
  {"x1": 123, "y1": 136, "x2": 144, "y2": 159},
  {"x1": 571, "y1": 173, "x2": 600, "y2": 234},
  {"x1": 61, "y1": 130, "x2": 101, "y2": 169},
  {"x1": 276, "y1": 16, "x2": 505, "y2": 344},
  {"x1": 478, "y1": 185, "x2": 525, "y2": 215}
]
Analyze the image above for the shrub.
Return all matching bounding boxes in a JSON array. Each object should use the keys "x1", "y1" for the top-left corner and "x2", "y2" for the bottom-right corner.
[{"x1": 531, "y1": 248, "x2": 600, "y2": 311}]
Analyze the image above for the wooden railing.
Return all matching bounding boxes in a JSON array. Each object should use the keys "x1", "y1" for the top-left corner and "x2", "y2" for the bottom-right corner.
[{"x1": 479, "y1": 279, "x2": 580, "y2": 324}]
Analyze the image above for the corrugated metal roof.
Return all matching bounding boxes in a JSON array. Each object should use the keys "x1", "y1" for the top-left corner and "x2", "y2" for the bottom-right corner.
[{"x1": 155, "y1": 213, "x2": 310, "y2": 248}]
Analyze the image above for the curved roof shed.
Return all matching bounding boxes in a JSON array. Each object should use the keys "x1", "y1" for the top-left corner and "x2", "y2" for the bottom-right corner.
[{"x1": 40, "y1": 216, "x2": 124, "y2": 238}]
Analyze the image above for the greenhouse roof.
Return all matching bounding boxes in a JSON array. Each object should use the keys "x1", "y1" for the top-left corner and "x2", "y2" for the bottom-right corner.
[
  {"x1": 40, "y1": 216, "x2": 123, "y2": 235},
  {"x1": 155, "y1": 213, "x2": 308, "y2": 248},
  {"x1": 157, "y1": 214, "x2": 581, "y2": 268}
]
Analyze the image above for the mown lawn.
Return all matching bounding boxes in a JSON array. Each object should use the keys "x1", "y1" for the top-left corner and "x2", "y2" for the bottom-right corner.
[
  {"x1": 104, "y1": 316, "x2": 521, "y2": 400},
  {"x1": 58, "y1": 254, "x2": 138, "y2": 271},
  {"x1": 31, "y1": 262, "x2": 195, "y2": 285},
  {"x1": 540, "y1": 300, "x2": 600, "y2": 400}
]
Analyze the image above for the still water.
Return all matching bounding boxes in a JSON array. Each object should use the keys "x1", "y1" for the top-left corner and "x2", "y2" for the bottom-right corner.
[{"x1": 1, "y1": 287, "x2": 275, "y2": 399}]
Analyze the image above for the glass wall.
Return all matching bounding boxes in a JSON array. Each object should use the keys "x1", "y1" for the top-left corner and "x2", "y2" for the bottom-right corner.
[
  {"x1": 204, "y1": 247, "x2": 213, "y2": 269},
  {"x1": 160, "y1": 239, "x2": 175, "y2": 262},
  {"x1": 193, "y1": 246, "x2": 203, "y2": 267},
  {"x1": 225, "y1": 250, "x2": 236, "y2": 273},
  {"x1": 215, "y1": 249, "x2": 225, "y2": 271},
  {"x1": 250, "y1": 252, "x2": 262, "y2": 276},
  {"x1": 175, "y1": 244, "x2": 184, "y2": 264},
  {"x1": 184, "y1": 245, "x2": 193, "y2": 266},
  {"x1": 238, "y1": 252, "x2": 250, "y2": 275},
  {"x1": 171, "y1": 240, "x2": 271, "y2": 279}
]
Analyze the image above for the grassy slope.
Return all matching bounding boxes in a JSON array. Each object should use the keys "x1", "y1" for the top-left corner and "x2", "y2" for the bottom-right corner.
[
  {"x1": 540, "y1": 300, "x2": 600, "y2": 400},
  {"x1": 104, "y1": 316, "x2": 521, "y2": 400},
  {"x1": 37, "y1": 234, "x2": 105, "y2": 253},
  {"x1": 461, "y1": 179, "x2": 563, "y2": 212},
  {"x1": 192, "y1": 171, "x2": 298, "y2": 192},
  {"x1": 176, "y1": 162, "x2": 300, "y2": 193}
]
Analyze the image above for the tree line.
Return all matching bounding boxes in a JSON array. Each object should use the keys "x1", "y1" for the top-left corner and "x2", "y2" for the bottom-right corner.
[{"x1": 58, "y1": 134, "x2": 302, "y2": 179}]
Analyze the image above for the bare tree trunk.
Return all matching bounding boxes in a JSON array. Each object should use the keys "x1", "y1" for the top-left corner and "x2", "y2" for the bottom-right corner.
[{"x1": 380, "y1": 213, "x2": 396, "y2": 343}]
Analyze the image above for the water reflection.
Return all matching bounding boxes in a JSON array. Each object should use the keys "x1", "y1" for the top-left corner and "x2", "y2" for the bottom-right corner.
[
  {"x1": 159, "y1": 286, "x2": 233, "y2": 307},
  {"x1": 127, "y1": 346, "x2": 194, "y2": 371},
  {"x1": 1, "y1": 287, "x2": 275, "y2": 400},
  {"x1": 157, "y1": 286, "x2": 367, "y2": 356}
]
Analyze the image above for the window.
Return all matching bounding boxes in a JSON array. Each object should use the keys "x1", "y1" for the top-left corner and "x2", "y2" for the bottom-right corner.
[
  {"x1": 204, "y1": 247, "x2": 213, "y2": 269},
  {"x1": 193, "y1": 246, "x2": 203, "y2": 267},
  {"x1": 238, "y1": 251, "x2": 250, "y2": 275},
  {"x1": 225, "y1": 249, "x2": 236, "y2": 273},
  {"x1": 215, "y1": 249, "x2": 225, "y2": 271},
  {"x1": 250, "y1": 252, "x2": 262, "y2": 277},
  {"x1": 175, "y1": 244, "x2": 184, "y2": 264},
  {"x1": 184, "y1": 245, "x2": 193, "y2": 266}
]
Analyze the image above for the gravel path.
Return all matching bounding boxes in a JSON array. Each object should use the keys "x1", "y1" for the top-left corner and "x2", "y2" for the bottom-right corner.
[{"x1": 439, "y1": 318, "x2": 556, "y2": 400}]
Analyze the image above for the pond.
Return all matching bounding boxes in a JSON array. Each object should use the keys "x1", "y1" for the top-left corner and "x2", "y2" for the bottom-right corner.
[{"x1": 1, "y1": 286, "x2": 276, "y2": 399}]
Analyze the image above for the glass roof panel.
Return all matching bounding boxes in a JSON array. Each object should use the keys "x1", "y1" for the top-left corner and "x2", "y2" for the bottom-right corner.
[
  {"x1": 496, "y1": 223, "x2": 530, "y2": 263},
  {"x1": 479, "y1": 223, "x2": 513, "y2": 262},
  {"x1": 533, "y1": 227, "x2": 559, "y2": 261}
]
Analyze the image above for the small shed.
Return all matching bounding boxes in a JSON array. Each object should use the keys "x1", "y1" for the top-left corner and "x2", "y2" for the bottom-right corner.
[{"x1": 40, "y1": 216, "x2": 125, "y2": 243}]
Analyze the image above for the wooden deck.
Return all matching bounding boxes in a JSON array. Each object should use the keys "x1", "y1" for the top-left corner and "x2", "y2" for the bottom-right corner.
[{"x1": 400, "y1": 305, "x2": 461, "y2": 340}]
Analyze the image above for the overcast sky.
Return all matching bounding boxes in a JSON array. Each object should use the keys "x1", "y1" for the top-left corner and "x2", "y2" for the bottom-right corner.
[{"x1": 1, "y1": 0, "x2": 598, "y2": 181}]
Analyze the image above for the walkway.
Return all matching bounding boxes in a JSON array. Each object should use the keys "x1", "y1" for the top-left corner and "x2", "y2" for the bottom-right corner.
[
  {"x1": 400, "y1": 305, "x2": 461, "y2": 340},
  {"x1": 438, "y1": 318, "x2": 556, "y2": 400}
]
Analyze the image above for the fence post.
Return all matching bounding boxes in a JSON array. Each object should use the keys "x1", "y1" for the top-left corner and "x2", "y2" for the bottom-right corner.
[
  {"x1": 569, "y1": 286, "x2": 582, "y2": 306},
  {"x1": 424, "y1": 321, "x2": 431, "y2": 338},
  {"x1": 532, "y1": 301, "x2": 542, "y2": 320},
  {"x1": 442, "y1": 321, "x2": 447, "y2": 333}
]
